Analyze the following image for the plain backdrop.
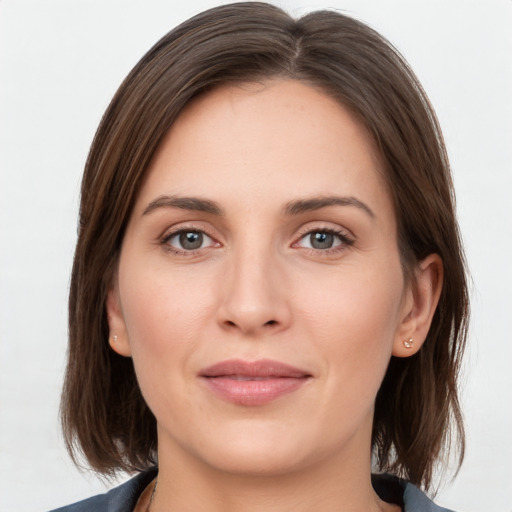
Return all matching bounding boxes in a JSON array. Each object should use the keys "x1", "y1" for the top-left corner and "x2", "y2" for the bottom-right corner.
[{"x1": 1, "y1": 1, "x2": 511, "y2": 511}]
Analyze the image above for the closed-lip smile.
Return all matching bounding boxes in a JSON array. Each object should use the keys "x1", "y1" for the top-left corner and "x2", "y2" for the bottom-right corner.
[{"x1": 199, "y1": 359, "x2": 312, "y2": 406}]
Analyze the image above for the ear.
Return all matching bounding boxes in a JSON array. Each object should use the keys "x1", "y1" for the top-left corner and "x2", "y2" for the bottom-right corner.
[
  {"x1": 106, "y1": 286, "x2": 132, "y2": 357},
  {"x1": 392, "y1": 254, "x2": 443, "y2": 357}
]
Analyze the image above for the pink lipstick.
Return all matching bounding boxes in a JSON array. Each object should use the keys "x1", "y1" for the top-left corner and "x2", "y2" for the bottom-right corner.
[{"x1": 199, "y1": 359, "x2": 311, "y2": 406}]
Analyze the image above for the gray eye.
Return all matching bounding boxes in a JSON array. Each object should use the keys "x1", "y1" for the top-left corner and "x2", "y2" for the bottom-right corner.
[
  {"x1": 166, "y1": 230, "x2": 213, "y2": 251},
  {"x1": 179, "y1": 231, "x2": 204, "y2": 250},
  {"x1": 309, "y1": 232, "x2": 334, "y2": 249},
  {"x1": 296, "y1": 230, "x2": 344, "y2": 251}
]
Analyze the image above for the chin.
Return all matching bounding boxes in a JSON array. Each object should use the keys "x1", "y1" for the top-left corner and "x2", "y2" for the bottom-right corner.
[
  {"x1": 202, "y1": 443, "x2": 308, "y2": 477},
  {"x1": 182, "y1": 419, "x2": 337, "y2": 477}
]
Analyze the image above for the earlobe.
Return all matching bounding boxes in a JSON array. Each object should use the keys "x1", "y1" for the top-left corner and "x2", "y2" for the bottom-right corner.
[
  {"x1": 106, "y1": 288, "x2": 132, "y2": 357},
  {"x1": 392, "y1": 254, "x2": 443, "y2": 358}
]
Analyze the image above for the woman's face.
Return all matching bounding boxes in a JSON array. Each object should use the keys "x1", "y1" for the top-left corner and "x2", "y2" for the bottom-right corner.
[{"x1": 108, "y1": 80, "x2": 418, "y2": 476}]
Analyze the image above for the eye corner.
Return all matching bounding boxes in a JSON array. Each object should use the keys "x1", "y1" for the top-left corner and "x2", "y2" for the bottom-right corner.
[
  {"x1": 291, "y1": 225, "x2": 355, "y2": 255},
  {"x1": 159, "y1": 225, "x2": 222, "y2": 256}
]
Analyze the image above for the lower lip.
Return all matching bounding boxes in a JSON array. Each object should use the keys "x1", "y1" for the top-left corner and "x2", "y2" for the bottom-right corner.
[{"x1": 201, "y1": 376, "x2": 309, "y2": 406}]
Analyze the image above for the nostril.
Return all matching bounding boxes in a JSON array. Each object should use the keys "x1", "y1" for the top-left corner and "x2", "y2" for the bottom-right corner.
[{"x1": 221, "y1": 318, "x2": 279, "y2": 332}]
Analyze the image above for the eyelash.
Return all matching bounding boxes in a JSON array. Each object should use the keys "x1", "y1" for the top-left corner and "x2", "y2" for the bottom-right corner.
[
  {"x1": 159, "y1": 225, "x2": 355, "y2": 256},
  {"x1": 293, "y1": 227, "x2": 355, "y2": 255},
  {"x1": 160, "y1": 226, "x2": 219, "y2": 256}
]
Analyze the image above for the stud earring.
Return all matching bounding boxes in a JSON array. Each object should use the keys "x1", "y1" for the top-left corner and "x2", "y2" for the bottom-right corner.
[
  {"x1": 112, "y1": 335, "x2": 118, "y2": 343},
  {"x1": 403, "y1": 338, "x2": 414, "y2": 349}
]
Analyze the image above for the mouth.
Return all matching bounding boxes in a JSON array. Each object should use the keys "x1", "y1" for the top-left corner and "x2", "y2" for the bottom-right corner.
[{"x1": 199, "y1": 359, "x2": 312, "y2": 406}]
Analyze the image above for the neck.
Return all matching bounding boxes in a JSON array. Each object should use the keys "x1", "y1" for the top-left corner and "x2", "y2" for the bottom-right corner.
[{"x1": 150, "y1": 432, "x2": 397, "y2": 512}]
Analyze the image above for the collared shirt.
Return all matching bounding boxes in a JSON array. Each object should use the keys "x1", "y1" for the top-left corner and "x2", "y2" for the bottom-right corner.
[{"x1": 49, "y1": 468, "x2": 456, "y2": 512}]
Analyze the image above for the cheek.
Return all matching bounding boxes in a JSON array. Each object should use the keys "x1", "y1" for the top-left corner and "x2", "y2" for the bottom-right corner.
[
  {"x1": 294, "y1": 261, "x2": 404, "y2": 386},
  {"x1": 298, "y1": 262, "x2": 403, "y2": 338},
  {"x1": 116, "y1": 256, "x2": 216, "y2": 378},
  {"x1": 116, "y1": 266, "x2": 205, "y2": 415}
]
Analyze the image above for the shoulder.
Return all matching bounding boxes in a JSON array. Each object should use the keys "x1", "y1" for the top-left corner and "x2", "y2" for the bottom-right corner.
[
  {"x1": 51, "y1": 469, "x2": 458, "y2": 512},
  {"x1": 402, "y1": 482, "x2": 456, "y2": 512},
  {"x1": 372, "y1": 473, "x2": 458, "y2": 512},
  {"x1": 48, "y1": 468, "x2": 157, "y2": 512}
]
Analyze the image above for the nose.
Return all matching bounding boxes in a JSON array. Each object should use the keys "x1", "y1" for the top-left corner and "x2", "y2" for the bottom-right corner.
[{"x1": 217, "y1": 246, "x2": 291, "y2": 336}]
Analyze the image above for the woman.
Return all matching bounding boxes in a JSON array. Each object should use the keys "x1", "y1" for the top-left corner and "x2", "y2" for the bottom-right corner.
[{"x1": 52, "y1": 2, "x2": 468, "y2": 511}]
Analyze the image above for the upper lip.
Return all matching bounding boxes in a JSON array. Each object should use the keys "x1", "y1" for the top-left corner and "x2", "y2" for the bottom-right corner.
[{"x1": 199, "y1": 359, "x2": 311, "y2": 378}]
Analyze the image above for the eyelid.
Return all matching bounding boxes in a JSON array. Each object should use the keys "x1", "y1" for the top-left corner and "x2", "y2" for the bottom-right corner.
[
  {"x1": 294, "y1": 222, "x2": 355, "y2": 241},
  {"x1": 291, "y1": 223, "x2": 355, "y2": 253},
  {"x1": 156, "y1": 220, "x2": 354, "y2": 256},
  {"x1": 159, "y1": 222, "x2": 222, "y2": 254}
]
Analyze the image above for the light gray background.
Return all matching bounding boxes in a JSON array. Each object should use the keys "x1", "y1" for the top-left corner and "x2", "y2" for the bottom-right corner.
[{"x1": 1, "y1": 1, "x2": 511, "y2": 511}]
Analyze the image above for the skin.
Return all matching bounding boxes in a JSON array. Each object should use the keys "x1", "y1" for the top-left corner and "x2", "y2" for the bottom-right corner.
[{"x1": 107, "y1": 79, "x2": 442, "y2": 512}]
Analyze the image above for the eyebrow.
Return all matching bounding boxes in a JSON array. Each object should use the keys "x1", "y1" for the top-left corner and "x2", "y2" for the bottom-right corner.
[
  {"x1": 143, "y1": 195, "x2": 224, "y2": 216},
  {"x1": 142, "y1": 194, "x2": 375, "y2": 219},
  {"x1": 283, "y1": 196, "x2": 375, "y2": 218}
]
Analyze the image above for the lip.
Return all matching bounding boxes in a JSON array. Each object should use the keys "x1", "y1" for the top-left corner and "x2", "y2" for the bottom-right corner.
[{"x1": 199, "y1": 359, "x2": 312, "y2": 406}]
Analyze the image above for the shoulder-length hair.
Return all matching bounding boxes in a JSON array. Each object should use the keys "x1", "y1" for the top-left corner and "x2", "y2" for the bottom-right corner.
[{"x1": 62, "y1": 1, "x2": 469, "y2": 490}]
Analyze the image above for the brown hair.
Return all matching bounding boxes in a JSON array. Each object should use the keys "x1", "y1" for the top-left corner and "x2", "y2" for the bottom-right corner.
[{"x1": 62, "y1": 1, "x2": 469, "y2": 489}]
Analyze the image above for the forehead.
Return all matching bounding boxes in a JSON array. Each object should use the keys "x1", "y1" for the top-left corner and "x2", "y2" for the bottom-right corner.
[{"x1": 135, "y1": 79, "x2": 391, "y2": 217}]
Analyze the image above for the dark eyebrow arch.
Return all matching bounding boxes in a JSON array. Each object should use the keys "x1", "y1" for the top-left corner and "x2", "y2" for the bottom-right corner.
[
  {"x1": 142, "y1": 195, "x2": 224, "y2": 216},
  {"x1": 283, "y1": 196, "x2": 375, "y2": 219}
]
